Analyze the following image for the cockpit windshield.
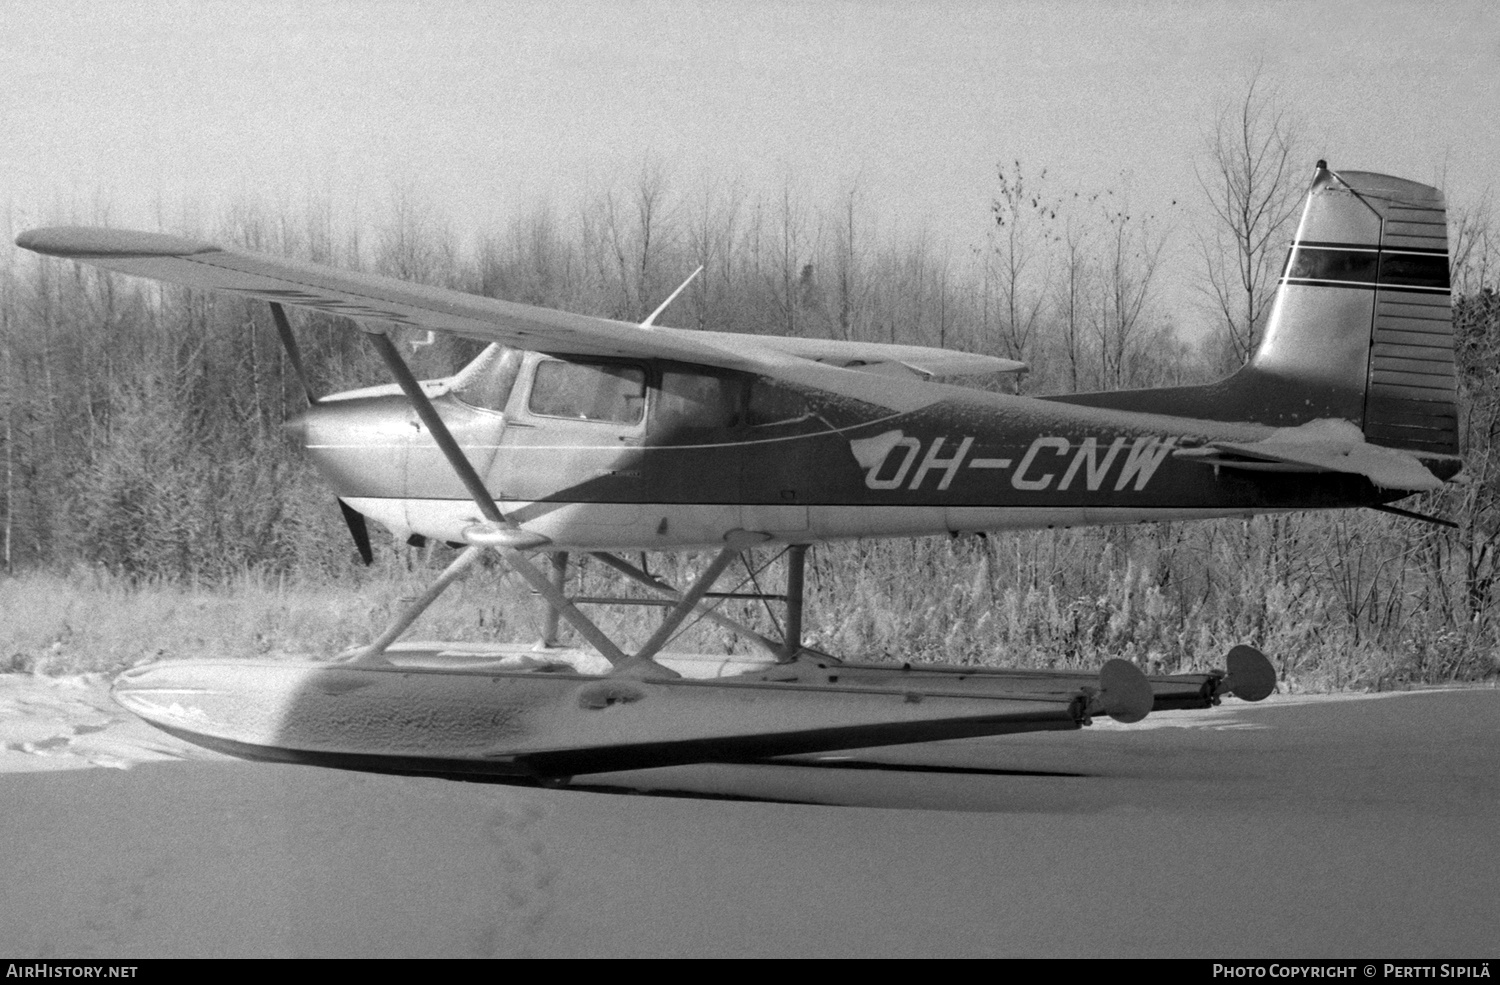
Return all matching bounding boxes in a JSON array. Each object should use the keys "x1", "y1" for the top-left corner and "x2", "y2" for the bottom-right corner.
[{"x1": 451, "y1": 344, "x2": 524, "y2": 412}]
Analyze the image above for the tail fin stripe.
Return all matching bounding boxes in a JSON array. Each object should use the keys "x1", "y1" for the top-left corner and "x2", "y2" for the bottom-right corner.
[
  {"x1": 1294, "y1": 239, "x2": 1379, "y2": 249},
  {"x1": 1282, "y1": 278, "x2": 1379, "y2": 290}
]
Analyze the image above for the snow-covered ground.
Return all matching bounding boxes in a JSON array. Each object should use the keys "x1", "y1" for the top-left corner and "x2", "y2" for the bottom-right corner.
[{"x1": 1, "y1": 672, "x2": 1496, "y2": 957}]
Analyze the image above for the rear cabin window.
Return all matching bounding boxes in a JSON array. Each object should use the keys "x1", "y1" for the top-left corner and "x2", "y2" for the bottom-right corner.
[
  {"x1": 657, "y1": 371, "x2": 743, "y2": 431},
  {"x1": 528, "y1": 360, "x2": 647, "y2": 424},
  {"x1": 747, "y1": 381, "x2": 810, "y2": 426}
]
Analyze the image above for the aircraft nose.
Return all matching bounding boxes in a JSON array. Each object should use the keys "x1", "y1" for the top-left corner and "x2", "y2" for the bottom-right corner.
[{"x1": 283, "y1": 394, "x2": 413, "y2": 500}]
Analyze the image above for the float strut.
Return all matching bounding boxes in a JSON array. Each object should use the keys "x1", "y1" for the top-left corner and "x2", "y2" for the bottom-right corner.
[
  {"x1": 614, "y1": 547, "x2": 738, "y2": 675},
  {"x1": 588, "y1": 550, "x2": 783, "y2": 656},
  {"x1": 782, "y1": 544, "x2": 807, "y2": 661},
  {"x1": 346, "y1": 545, "x2": 487, "y2": 664},
  {"x1": 540, "y1": 551, "x2": 569, "y2": 648}
]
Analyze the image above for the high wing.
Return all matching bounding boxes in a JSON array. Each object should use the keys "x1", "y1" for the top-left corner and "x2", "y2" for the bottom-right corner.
[
  {"x1": 14, "y1": 227, "x2": 1024, "y2": 382},
  {"x1": 1173, "y1": 419, "x2": 1444, "y2": 492}
]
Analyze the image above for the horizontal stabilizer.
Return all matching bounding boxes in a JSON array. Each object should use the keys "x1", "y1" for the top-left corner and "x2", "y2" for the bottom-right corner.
[{"x1": 1173, "y1": 419, "x2": 1446, "y2": 492}]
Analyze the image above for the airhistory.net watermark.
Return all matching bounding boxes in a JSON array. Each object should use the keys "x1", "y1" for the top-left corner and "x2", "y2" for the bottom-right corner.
[{"x1": 5, "y1": 966, "x2": 137, "y2": 978}]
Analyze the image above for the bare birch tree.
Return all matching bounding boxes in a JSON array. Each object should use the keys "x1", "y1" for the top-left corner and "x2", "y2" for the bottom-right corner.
[
  {"x1": 767, "y1": 181, "x2": 815, "y2": 337},
  {"x1": 1052, "y1": 191, "x2": 1101, "y2": 392},
  {"x1": 375, "y1": 181, "x2": 457, "y2": 287},
  {"x1": 1091, "y1": 198, "x2": 1168, "y2": 388},
  {"x1": 1195, "y1": 71, "x2": 1304, "y2": 369},
  {"x1": 595, "y1": 159, "x2": 678, "y2": 322},
  {"x1": 822, "y1": 183, "x2": 871, "y2": 342},
  {"x1": 684, "y1": 176, "x2": 745, "y2": 331},
  {"x1": 987, "y1": 162, "x2": 1056, "y2": 366}
]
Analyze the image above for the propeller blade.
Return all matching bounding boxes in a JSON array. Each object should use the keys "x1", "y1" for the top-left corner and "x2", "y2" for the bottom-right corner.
[{"x1": 338, "y1": 499, "x2": 374, "y2": 566}]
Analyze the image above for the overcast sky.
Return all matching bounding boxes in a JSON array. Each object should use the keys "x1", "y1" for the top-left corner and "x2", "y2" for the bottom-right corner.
[{"x1": 2, "y1": 0, "x2": 1495, "y2": 332}]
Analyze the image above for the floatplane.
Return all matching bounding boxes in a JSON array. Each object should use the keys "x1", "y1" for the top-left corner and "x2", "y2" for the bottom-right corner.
[{"x1": 15, "y1": 163, "x2": 1458, "y2": 782}]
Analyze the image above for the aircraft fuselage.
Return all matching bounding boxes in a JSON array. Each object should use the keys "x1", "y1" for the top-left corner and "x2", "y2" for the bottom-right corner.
[{"x1": 292, "y1": 348, "x2": 1388, "y2": 550}]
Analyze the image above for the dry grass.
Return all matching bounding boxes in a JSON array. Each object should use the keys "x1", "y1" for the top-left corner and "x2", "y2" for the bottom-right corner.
[
  {"x1": 4, "y1": 511, "x2": 1498, "y2": 691},
  {"x1": 0, "y1": 564, "x2": 511, "y2": 675},
  {"x1": 0, "y1": 552, "x2": 762, "y2": 676}
]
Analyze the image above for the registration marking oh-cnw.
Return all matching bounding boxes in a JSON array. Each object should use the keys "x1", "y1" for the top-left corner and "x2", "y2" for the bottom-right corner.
[{"x1": 849, "y1": 431, "x2": 1179, "y2": 493}]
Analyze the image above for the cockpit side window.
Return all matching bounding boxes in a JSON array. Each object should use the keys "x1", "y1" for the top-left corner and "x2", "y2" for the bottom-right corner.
[
  {"x1": 528, "y1": 360, "x2": 647, "y2": 424},
  {"x1": 452, "y1": 345, "x2": 525, "y2": 412}
]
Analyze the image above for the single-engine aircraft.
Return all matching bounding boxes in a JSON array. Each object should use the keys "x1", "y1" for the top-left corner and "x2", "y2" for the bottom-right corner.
[{"x1": 15, "y1": 164, "x2": 1460, "y2": 782}]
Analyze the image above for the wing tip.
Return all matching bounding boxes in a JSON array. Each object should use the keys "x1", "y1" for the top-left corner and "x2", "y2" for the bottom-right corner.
[{"x1": 15, "y1": 226, "x2": 217, "y2": 260}]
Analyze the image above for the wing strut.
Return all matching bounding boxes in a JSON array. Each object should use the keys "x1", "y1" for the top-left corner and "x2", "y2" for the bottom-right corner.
[{"x1": 268, "y1": 302, "x2": 321, "y2": 406}]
